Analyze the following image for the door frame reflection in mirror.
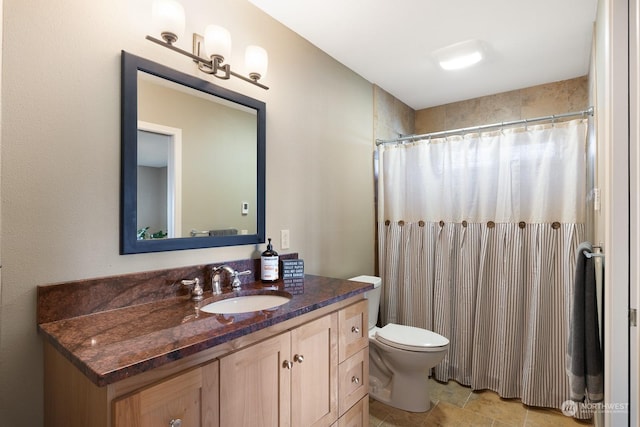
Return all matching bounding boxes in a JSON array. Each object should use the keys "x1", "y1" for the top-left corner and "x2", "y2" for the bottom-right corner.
[
  {"x1": 137, "y1": 121, "x2": 182, "y2": 239},
  {"x1": 121, "y1": 51, "x2": 266, "y2": 254}
]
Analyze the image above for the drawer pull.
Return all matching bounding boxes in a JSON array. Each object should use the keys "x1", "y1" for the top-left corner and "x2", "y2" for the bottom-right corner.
[
  {"x1": 351, "y1": 326, "x2": 360, "y2": 334},
  {"x1": 294, "y1": 354, "x2": 305, "y2": 363},
  {"x1": 283, "y1": 360, "x2": 293, "y2": 369},
  {"x1": 169, "y1": 419, "x2": 182, "y2": 427},
  {"x1": 351, "y1": 376, "x2": 360, "y2": 385}
]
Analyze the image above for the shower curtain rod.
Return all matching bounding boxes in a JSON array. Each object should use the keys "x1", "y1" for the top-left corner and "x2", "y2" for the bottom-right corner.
[{"x1": 375, "y1": 106, "x2": 594, "y2": 146}]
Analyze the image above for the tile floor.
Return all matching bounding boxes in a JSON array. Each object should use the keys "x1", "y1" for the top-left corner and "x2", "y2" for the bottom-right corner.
[{"x1": 369, "y1": 379, "x2": 594, "y2": 426}]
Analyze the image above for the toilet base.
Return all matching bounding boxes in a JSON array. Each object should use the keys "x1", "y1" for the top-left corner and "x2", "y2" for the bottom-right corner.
[{"x1": 369, "y1": 373, "x2": 434, "y2": 412}]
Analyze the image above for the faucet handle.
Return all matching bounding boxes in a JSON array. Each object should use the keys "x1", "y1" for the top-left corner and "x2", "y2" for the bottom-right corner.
[
  {"x1": 231, "y1": 269, "x2": 252, "y2": 290},
  {"x1": 181, "y1": 278, "x2": 204, "y2": 301}
]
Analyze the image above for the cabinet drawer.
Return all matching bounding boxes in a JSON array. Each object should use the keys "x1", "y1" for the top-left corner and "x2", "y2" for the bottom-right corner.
[
  {"x1": 113, "y1": 361, "x2": 218, "y2": 427},
  {"x1": 338, "y1": 299, "x2": 368, "y2": 362},
  {"x1": 338, "y1": 348, "x2": 369, "y2": 416},
  {"x1": 337, "y1": 396, "x2": 369, "y2": 427}
]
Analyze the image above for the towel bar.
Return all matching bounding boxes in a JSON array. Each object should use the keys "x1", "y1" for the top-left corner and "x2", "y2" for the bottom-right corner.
[{"x1": 583, "y1": 250, "x2": 605, "y2": 259}]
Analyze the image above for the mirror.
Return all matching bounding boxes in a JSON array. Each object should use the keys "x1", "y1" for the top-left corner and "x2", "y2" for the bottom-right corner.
[{"x1": 121, "y1": 51, "x2": 266, "y2": 253}]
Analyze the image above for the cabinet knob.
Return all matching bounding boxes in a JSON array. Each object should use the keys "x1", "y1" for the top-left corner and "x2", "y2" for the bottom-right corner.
[
  {"x1": 283, "y1": 360, "x2": 293, "y2": 369},
  {"x1": 293, "y1": 354, "x2": 304, "y2": 363},
  {"x1": 169, "y1": 419, "x2": 182, "y2": 427},
  {"x1": 351, "y1": 326, "x2": 360, "y2": 334},
  {"x1": 351, "y1": 376, "x2": 360, "y2": 385}
]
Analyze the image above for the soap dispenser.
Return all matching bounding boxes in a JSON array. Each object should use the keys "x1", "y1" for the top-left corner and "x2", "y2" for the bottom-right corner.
[{"x1": 261, "y1": 238, "x2": 279, "y2": 283}]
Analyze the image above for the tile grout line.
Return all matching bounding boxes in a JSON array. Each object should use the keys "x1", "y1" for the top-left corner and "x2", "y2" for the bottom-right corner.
[
  {"x1": 461, "y1": 388, "x2": 474, "y2": 409},
  {"x1": 423, "y1": 399, "x2": 440, "y2": 423},
  {"x1": 522, "y1": 407, "x2": 530, "y2": 426}
]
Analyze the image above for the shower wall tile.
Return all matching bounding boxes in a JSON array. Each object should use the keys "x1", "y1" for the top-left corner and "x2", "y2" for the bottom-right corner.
[
  {"x1": 443, "y1": 90, "x2": 522, "y2": 132},
  {"x1": 415, "y1": 105, "x2": 445, "y2": 134},
  {"x1": 567, "y1": 75, "x2": 590, "y2": 112},
  {"x1": 415, "y1": 76, "x2": 589, "y2": 134},
  {"x1": 374, "y1": 85, "x2": 415, "y2": 140},
  {"x1": 521, "y1": 77, "x2": 589, "y2": 118}
]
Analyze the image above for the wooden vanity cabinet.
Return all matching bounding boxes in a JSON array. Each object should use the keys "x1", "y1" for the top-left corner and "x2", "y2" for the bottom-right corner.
[
  {"x1": 219, "y1": 299, "x2": 368, "y2": 427},
  {"x1": 43, "y1": 296, "x2": 369, "y2": 427},
  {"x1": 220, "y1": 300, "x2": 369, "y2": 427},
  {"x1": 220, "y1": 313, "x2": 338, "y2": 427}
]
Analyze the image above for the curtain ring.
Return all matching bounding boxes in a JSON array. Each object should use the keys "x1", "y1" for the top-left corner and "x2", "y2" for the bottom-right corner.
[
  {"x1": 462, "y1": 220, "x2": 468, "y2": 228},
  {"x1": 384, "y1": 220, "x2": 390, "y2": 226},
  {"x1": 418, "y1": 220, "x2": 425, "y2": 227},
  {"x1": 552, "y1": 221, "x2": 560, "y2": 229},
  {"x1": 398, "y1": 220, "x2": 405, "y2": 226},
  {"x1": 439, "y1": 220, "x2": 445, "y2": 227},
  {"x1": 518, "y1": 221, "x2": 526, "y2": 229},
  {"x1": 487, "y1": 221, "x2": 495, "y2": 229}
]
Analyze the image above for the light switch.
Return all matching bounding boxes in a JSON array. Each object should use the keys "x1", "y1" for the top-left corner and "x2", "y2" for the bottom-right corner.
[
  {"x1": 281, "y1": 229, "x2": 290, "y2": 250},
  {"x1": 241, "y1": 202, "x2": 249, "y2": 215}
]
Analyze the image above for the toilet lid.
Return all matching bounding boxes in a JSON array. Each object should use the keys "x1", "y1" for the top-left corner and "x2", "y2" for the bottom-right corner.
[{"x1": 375, "y1": 323, "x2": 449, "y2": 352}]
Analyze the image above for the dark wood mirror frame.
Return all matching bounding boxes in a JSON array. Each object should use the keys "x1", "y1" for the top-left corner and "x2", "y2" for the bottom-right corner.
[{"x1": 120, "y1": 51, "x2": 266, "y2": 254}]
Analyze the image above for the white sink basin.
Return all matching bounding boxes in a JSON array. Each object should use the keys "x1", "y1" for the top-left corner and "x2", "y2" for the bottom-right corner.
[{"x1": 200, "y1": 293, "x2": 292, "y2": 314}]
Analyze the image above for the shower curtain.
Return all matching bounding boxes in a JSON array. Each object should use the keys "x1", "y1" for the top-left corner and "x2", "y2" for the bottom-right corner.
[{"x1": 377, "y1": 119, "x2": 589, "y2": 410}]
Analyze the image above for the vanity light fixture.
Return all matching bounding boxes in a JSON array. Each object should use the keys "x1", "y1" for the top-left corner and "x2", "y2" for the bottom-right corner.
[
  {"x1": 433, "y1": 39, "x2": 485, "y2": 71},
  {"x1": 146, "y1": 0, "x2": 269, "y2": 90}
]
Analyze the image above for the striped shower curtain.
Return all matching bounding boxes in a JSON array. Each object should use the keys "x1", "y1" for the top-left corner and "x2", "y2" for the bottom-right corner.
[{"x1": 377, "y1": 119, "x2": 589, "y2": 410}]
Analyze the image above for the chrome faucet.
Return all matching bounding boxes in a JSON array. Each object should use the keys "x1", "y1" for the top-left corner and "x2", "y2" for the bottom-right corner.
[{"x1": 212, "y1": 265, "x2": 252, "y2": 291}]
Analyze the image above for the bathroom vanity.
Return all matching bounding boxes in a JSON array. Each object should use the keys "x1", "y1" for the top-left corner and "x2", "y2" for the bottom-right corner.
[{"x1": 38, "y1": 266, "x2": 371, "y2": 427}]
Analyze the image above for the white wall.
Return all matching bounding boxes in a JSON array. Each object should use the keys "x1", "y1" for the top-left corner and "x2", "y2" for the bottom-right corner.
[
  {"x1": 594, "y1": 0, "x2": 631, "y2": 425},
  {"x1": 0, "y1": 0, "x2": 375, "y2": 425},
  {"x1": 628, "y1": 0, "x2": 639, "y2": 424}
]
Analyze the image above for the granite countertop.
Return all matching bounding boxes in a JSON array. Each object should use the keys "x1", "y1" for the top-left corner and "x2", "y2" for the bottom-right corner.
[{"x1": 38, "y1": 275, "x2": 372, "y2": 387}]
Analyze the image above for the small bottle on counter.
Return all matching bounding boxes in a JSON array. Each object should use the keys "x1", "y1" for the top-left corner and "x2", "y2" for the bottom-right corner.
[{"x1": 261, "y1": 238, "x2": 279, "y2": 283}]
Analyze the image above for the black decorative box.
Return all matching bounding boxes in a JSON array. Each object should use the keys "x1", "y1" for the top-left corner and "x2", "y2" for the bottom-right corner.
[{"x1": 282, "y1": 259, "x2": 304, "y2": 279}]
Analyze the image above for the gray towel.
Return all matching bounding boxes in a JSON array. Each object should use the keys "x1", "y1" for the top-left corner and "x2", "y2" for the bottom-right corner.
[{"x1": 566, "y1": 242, "x2": 603, "y2": 402}]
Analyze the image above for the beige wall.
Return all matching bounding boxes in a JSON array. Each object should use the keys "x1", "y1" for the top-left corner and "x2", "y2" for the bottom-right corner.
[
  {"x1": 415, "y1": 76, "x2": 589, "y2": 133},
  {"x1": 0, "y1": 0, "x2": 375, "y2": 424}
]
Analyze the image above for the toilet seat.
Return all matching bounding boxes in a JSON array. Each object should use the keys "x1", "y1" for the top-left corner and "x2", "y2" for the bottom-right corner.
[{"x1": 375, "y1": 323, "x2": 449, "y2": 352}]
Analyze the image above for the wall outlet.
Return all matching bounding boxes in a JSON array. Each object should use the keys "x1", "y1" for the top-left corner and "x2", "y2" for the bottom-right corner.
[{"x1": 281, "y1": 229, "x2": 290, "y2": 250}]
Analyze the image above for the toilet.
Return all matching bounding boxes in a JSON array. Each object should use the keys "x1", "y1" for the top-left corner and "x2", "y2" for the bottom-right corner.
[{"x1": 349, "y1": 275, "x2": 449, "y2": 412}]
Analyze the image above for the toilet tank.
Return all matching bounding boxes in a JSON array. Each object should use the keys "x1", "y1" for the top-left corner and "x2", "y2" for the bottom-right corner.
[{"x1": 349, "y1": 275, "x2": 381, "y2": 330}]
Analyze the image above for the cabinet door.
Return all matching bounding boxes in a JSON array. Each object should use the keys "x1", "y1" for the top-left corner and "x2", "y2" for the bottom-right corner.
[
  {"x1": 291, "y1": 313, "x2": 338, "y2": 427},
  {"x1": 113, "y1": 361, "x2": 218, "y2": 427},
  {"x1": 220, "y1": 332, "x2": 291, "y2": 427},
  {"x1": 338, "y1": 299, "x2": 368, "y2": 362}
]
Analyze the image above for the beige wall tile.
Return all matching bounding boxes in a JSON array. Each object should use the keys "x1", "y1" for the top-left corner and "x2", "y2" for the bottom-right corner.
[
  {"x1": 374, "y1": 85, "x2": 415, "y2": 141},
  {"x1": 415, "y1": 76, "x2": 589, "y2": 134}
]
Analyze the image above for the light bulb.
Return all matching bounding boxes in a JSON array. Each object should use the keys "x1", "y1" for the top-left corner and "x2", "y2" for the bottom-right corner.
[
  {"x1": 204, "y1": 25, "x2": 232, "y2": 61},
  {"x1": 245, "y1": 45, "x2": 268, "y2": 80},
  {"x1": 151, "y1": 0, "x2": 185, "y2": 44}
]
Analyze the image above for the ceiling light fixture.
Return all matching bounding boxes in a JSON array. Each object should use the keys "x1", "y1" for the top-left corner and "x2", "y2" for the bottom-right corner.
[
  {"x1": 146, "y1": 0, "x2": 269, "y2": 90},
  {"x1": 433, "y1": 39, "x2": 485, "y2": 71}
]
